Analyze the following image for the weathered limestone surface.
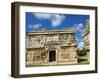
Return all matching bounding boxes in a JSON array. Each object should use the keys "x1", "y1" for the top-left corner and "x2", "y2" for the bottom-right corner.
[
  {"x1": 26, "y1": 29, "x2": 78, "y2": 66},
  {"x1": 82, "y1": 27, "x2": 90, "y2": 63}
]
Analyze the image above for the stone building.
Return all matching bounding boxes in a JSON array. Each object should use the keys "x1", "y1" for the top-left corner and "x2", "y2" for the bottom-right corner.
[
  {"x1": 82, "y1": 20, "x2": 90, "y2": 62},
  {"x1": 26, "y1": 28, "x2": 78, "y2": 66},
  {"x1": 82, "y1": 27, "x2": 89, "y2": 49}
]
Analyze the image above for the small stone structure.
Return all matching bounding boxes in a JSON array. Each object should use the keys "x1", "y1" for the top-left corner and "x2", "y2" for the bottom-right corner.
[
  {"x1": 26, "y1": 28, "x2": 78, "y2": 66},
  {"x1": 82, "y1": 24, "x2": 90, "y2": 63}
]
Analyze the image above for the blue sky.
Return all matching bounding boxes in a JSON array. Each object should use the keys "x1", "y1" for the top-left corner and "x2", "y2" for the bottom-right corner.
[{"x1": 26, "y1": 12, "x2": 89, "y2": 49}]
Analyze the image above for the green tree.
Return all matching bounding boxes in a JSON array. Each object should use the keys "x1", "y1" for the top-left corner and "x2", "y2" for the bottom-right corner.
[
  {"x1": 77, "y1": 48, "x2": 87, "y2": 56},
  {"x1": 86, "y1": 19, "x2": 90, "y2": 29}
]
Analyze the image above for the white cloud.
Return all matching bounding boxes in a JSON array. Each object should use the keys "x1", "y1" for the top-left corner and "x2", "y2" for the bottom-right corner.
[
  {"x1": 34, "y1": 24, "x2": 42, "y2": 29},
  {"x1": 74, "y1": 23, "x2": 84, "y2": 32},
  {"x1": 78, "y1": 41, "x2": 84, "y2": 49},
  {"x1": 75, "y1": 36, "x2": 84, "y2": 49},
  {"x1": 51, "y1": 14, "x2": 65, "y2": 27},
  {"x1": 34, "y1": 13, "x2": 65, "y2": 27},
  {"x1": 34, "y1": 13, "x2": 51, "y2": 20},
  {"x1": 75, "y1": 36, "x2": 79, "y2": 42},
  {"x1": 74, "y1": 23, "x2": 84, "y2": 49},
  {"x1": 28, "y1": 24, "x2": 42, "y2": 29}
]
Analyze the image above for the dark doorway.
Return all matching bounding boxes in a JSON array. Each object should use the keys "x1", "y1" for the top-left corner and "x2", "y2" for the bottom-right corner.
[{"x1": 49, "y1": 51, "x2": 56, "y2": 62}]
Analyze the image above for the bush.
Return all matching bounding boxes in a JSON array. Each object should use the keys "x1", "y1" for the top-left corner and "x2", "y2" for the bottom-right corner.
[{"x1": 77, "y1": 48, "x2": 87, "y2": 56}]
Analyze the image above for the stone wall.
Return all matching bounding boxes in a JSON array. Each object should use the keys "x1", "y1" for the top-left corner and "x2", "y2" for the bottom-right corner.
[{"x1": 26, "y1": 29, "x2": 78, "y2": 66}]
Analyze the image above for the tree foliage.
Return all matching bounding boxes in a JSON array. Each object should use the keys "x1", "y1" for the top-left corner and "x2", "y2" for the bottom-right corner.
[
  {"x1": 86, "y1": 19, "x2": 90, "y2": 29},
  {"x1": 77, "y1": 48, "x2": 87, "y2": 56}
]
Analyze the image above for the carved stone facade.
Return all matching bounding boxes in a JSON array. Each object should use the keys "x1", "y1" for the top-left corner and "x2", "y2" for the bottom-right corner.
[
  {"x1": 82, "y1": 28, "x2": 89, "y2": 49},
  {"x1": 82, "y1": 20, "x2": 90, "y2": 63},
  {"x1": 82, "y1": 27, "x2": 90, "y2": 62},
  {"x1": 26, "y1": 29, "x2": 78, "y2": 66}
]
